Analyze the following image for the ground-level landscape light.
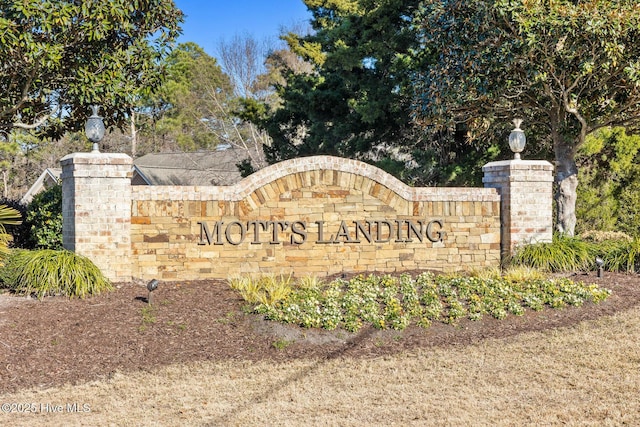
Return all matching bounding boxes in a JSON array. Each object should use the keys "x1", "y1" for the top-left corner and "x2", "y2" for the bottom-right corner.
[
  {"x1": 147, "y1": 279, "x2": 159, "y2": 305},
  {"x1": 595, "y1": 257, "x2": 604, "y2": 278}
]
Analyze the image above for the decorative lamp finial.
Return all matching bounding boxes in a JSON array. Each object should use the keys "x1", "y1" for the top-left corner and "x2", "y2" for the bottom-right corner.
[
  {"x1": 508, "y1": 118, "x2": 526, "y2": 160},
  {"x1": 85, "y1": 105, "x2": 105, "y2": 153}
]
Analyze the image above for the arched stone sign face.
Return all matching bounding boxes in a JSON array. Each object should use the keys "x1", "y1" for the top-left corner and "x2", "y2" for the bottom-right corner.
[{"x1": 130, "y1": 156, "x2": 501, "y2": 280}]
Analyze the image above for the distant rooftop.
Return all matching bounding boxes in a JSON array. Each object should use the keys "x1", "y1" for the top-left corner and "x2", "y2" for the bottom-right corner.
[
  {"x1": 132, "y1": 147, "x2": 255, "y2": 186},
  {"x1": 23, "y1": 147, "x2": 260, "y2": 204}
]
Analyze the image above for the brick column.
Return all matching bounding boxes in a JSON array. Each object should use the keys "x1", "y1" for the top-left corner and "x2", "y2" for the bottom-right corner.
[
  {"x1": 61, "y1": 152, "x2": 133, "y2": 282},
  {"x1": 482, "y1": 159, "x2": 554, "y2": 259}
]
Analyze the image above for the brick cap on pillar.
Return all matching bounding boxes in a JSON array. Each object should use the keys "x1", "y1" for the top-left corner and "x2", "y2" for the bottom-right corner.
[
  {"x1": 60, "y1": 152, "x2": 132, "y2": 166},
  {"x1": 482, "y1": 159, "x2": 554, "y2": 185},
  {"x1": 482, "y1": 159, "x2": 553, "y2": 171}
]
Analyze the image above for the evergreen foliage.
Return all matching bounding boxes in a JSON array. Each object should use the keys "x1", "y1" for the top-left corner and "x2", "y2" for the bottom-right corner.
[
  {"x1": 0, "y1": 198, "x2": 28, "y2": 248},
  {"x1": 600, "y1": 239, "x2": 640, "y2": 274},
  {"x1": 259, "y1": 1, "x2": 524, "y2": 185},
  {"x1": 263, "y1": 0, "x2": 446, "y2": 184},
  {"x1": 0, "y1": 249, "x2": 112, "y2": 299},
  {"x1": 0, "y1": 0, "x2": 183, "y2": 138},
  {"x1": 142, "y1": 42, "x2": 233, "y2": 151},
  {"x1": 26, "y1": 184, "x2": 62, "y2": 250},
  {"x1": 414, "y1": 0, "x2": 640, "y2": 235},
  {"x1": 510, "y1": 234, "x2": 596, "y2": 272},
  {"x1": 577, "y1": 127, "x2": 640, "y2": 237},
  {"x1": 511, "y1": 233, "x2": 640, "y2": 274},
  {"x1": 0, "y1": 204, "x2": 21, "y2": 264}
]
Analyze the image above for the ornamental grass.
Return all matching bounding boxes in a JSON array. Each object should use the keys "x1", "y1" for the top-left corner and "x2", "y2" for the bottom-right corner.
[
  {"x1": 511, "y1": 233, "x2": 640, "y2": 274},
  {"x1": 0, "y1": 249, "x2": 112, "y2": 299}
]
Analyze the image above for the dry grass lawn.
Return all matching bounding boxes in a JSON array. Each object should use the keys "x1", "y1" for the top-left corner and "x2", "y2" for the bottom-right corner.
[{"x1": 1, "y1": 304, "x2": 639, "y2": 426}]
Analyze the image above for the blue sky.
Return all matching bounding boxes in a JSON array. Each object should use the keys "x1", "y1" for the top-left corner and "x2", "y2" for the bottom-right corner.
[{"x1": 173, "y1": 1, "x2": 312, "y2": 57}]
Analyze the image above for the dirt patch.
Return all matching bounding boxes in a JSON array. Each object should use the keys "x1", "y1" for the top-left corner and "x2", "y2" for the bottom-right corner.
[{"x1": 0, "y1": 271, "x2": 638, "y2": 393}]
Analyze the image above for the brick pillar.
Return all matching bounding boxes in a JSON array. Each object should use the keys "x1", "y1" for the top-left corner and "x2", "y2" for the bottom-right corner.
[
  {"x1": 482, "y1": 159, "x2": 554, "y2": 259},
  {"x1": 61, "y1": 152, "x2": 133, "y2": 282}
]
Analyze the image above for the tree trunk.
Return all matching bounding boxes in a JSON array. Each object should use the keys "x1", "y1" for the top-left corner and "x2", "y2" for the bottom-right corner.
[
  {"x1": 555, "y1": 142, "x2": 578, "y2": 236},
  {"x1": 130, "y1": 110, "x2": 137, "y2": 158}
]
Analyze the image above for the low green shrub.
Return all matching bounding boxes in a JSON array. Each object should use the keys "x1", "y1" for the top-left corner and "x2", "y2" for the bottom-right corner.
[
  {"x1": 26, "y1": 184, "x2": 63, "y2": 250},
  {"x1": 617, "y1": 181, "x2": 640, "y2": 237},
  {"x1": 581, "y1": 230, "x2": 632, "y2": 243},
  {"x1": 231, "y1": 272, "x2": 611, "y2": 333},
  {"x1": 0, "y1": 249, "x2": 25, "y2": 285},
  {"x1": 0, "y1": 249, "x2": 112, "y2": 299},
  {"x1": 509, "y1": 234, "x2": 596, "y2": 272},
  {"x1": 576, "y1": 127, "x2": 640, "y2": 236}
]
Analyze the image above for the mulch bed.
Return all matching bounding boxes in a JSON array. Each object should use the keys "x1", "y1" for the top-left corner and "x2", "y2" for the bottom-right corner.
[{"x1": 0, "y1": 271, "x2": 638, "y2": 393}]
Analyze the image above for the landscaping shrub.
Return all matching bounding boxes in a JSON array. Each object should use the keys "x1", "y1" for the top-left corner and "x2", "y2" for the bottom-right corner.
[
  {"x1": 230, "y1": 271, "x2": 610, "y2": 332},
  {"x1": 0, "y1": 249, "x2": 112, "y2": 299},
  {"x1": 509, "y1": 232, "x2": 640, "y2": 274},
  {"x1": 0, "y1": 248, "x2": 27, "y2": 286},
  {"x1": 598, "y1": 238, "x2": 640, "y2": 273},
  {"x1": 0, "y1": 204, "x2": 22, "y2": 265},
  {"x1": 509, "y1": 234, "x2": 596, "y2": 272},
  {"x1": 580, "y1": 230, "x2": 632, "y2": 243},
  {"x1": 228, "y1": 273, "x2": 293, "y2": 306},
  {"x1": 26, "y1": 184, "x2": 63, "y2": 250},
  {"x1": 0, "y1": 198, "x2": 29, "y2": 248},
  {"x1": 576, "y1": 127, "x2": 640, "y2": 236},
  {"x1": 616, "y1": 182, "x2": 640, "y2": 238}
]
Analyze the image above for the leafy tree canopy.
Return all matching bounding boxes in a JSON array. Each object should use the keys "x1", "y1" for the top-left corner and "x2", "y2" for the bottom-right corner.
[
  {"x1": 414, "y1": 0, "x2": 640, "y2": 234},
  {"x1": 0, "y1": 0, "x2": 183, "y2": 139},
  {"x1": 142, "y1": 42, "x2": 233, "y2": 151},
  {"x1": 576, "y1": 127, "x2": 640, "y2": 236},
  {"x1": 264, "y1": 0, "x2": 424, "y2": 167},
  {"x1": 262, "y1": 0, "x2": 503, "y2": 186},
  {"x1": 140, "y1": 41, "x2": 269, "y2": 169}
]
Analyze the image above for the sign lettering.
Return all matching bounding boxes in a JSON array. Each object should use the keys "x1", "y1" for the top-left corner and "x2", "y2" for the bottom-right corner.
[{"x1": 197, "y1": 219, "x2": 445, "y2": 246}]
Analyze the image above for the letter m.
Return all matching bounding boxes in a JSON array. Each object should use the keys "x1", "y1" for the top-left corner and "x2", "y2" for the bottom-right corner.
[{"x1": 198, "y1": 221, "x2": 223, "y2": 245}]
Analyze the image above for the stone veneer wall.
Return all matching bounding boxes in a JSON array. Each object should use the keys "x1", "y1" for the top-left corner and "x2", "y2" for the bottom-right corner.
[{"x1": 130, "y1": 156, "x2": 501, "y2": 281}]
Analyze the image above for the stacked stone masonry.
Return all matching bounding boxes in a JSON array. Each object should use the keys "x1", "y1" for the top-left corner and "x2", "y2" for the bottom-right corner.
[
  {"x1": 62, "y1": 154, "x2": 556, "y2": 282},
  {"x1": 130, "y1": 156, "x2": 501, "y2": 281}
]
